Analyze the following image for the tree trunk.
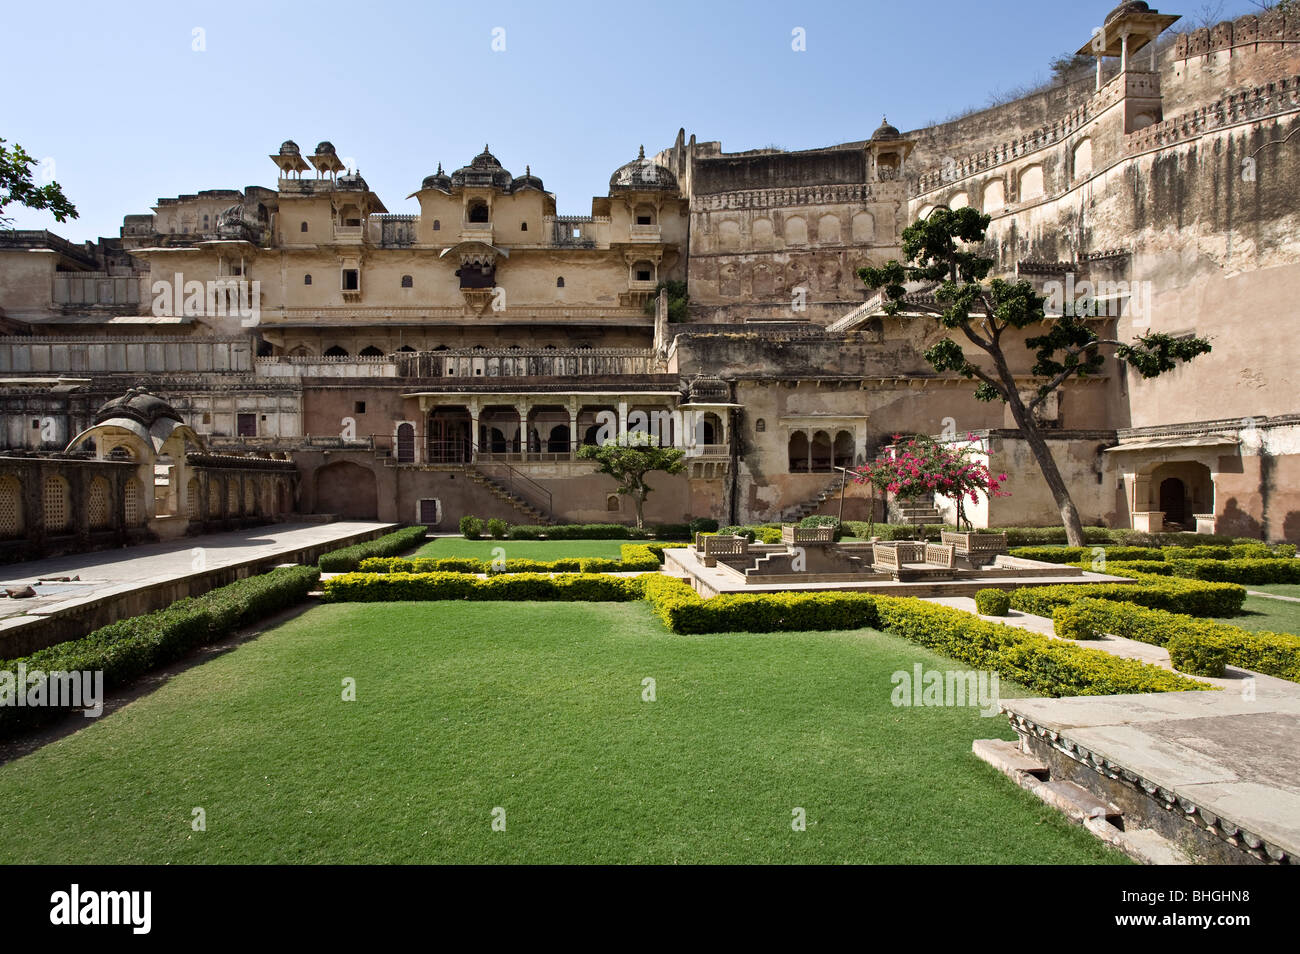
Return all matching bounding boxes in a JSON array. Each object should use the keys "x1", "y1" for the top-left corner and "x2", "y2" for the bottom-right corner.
[
  {"x1": 992, "y1": 356, "x2": 1087, "y2": 547},
  {"x1": 633, "y1": 492, "x2": 645, "y2": 530}
]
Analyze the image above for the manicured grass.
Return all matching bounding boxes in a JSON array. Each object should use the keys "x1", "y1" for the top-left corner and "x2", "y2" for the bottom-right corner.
[
  {"x1": 1214, "y1": 592, "x2": 1300, "y2": 636},
  {"x1": 415, "y1": 537, "x2": 632, "y2": 559},
  {"x1": 1249, "y1": 583, "x2": 1300, "y2": 600},
  {"x1": 0, "y1": 602, "x2": 1124, "y2": 864}
]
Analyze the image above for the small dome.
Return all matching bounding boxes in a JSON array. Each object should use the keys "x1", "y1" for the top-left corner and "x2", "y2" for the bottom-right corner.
[
  {"x1": 279, "y1": 140, "x2": 301, "y2": 156},
  {"x1": 511, "y1": 164, "x2": 545, "y2": 192},
  {"x1": 1105, "y1": 1, "x2": 1151, "y2": 24},
  {"x1": 93, "y1": 387, "x2": 184, "y2": 429},
  {"x1": 315, "y1": 141, "x2": 336, "y2": 155},
  {"x1": 871, "y1": 117, "x2": 901, "y2": 141},
  {"x1": 609, "y1": 146, "x2": 677, "y2": 192},
  {"x1": 421, "y1": 162, "x2": 452, "y2": 193},
  {"x1": 450, "y1": 145, "x2": 513, "y2": 190},
  {"x1": 338, "y1": 170, "x2": 369, "y2": 191}
]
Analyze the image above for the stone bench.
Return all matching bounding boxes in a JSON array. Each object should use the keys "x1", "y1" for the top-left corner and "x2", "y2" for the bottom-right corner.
[{"x1": 872, "y1": 541, "x2": 957, "y2": 580}]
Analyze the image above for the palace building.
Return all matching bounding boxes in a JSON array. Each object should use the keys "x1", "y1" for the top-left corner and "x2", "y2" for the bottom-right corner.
[{"x1": 2, "y1": 3, "x2": 1299, "y2": 559}]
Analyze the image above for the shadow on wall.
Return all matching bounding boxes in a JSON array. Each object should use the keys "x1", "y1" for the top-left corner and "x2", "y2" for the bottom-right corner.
[
  {"x1": 1217, "y1": 498, "x2": 1262, "y2": 540},
  {"x1": 315, "y1": 461, "x2": 378, "y2": 520},
  {"x1": 1284, "y1": 511, "x2": 1300, "y2": 545}
]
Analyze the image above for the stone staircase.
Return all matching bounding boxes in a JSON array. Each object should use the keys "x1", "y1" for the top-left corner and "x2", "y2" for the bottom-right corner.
[
  {"x1": 466, "y1": 468, "x2": 555, "y2": 525},
  {"x1": 780, "y1": 474, "x2": 846, "y2": 522},
  {"x1": 894, "y1": 502, "x2": 942, "y2": 526}
]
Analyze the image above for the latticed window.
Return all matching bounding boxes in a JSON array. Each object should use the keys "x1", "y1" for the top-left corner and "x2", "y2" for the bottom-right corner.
[
  {"x1": 227, "y1": 481, "x2": 239, "y2": 515},
  {"x1": 209, "y1": 482, "x2": 221, "y2": 516},
  {"x1": 87, "y1": 477, "x2": 111, "y2": 529},
  {"x1": 43, "y1": 476, "x2": 70, "y2": 532},
  {"x1": 187, "y1": 479, "x2": 200, "y2": 520},
  {"x1": 0, "y1": 476, "x2": 22, "y2": 538},
  {"x1": 124, "y1": 478, "x2": 141, "y2": 526},
  {"x1": 245, "y1": 482, "x2": 256, "y2": 515}
]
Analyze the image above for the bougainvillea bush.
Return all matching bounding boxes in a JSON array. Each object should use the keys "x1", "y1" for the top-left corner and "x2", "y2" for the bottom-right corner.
[{"x1": 853, "y1": 434, "x2": 1009, "y2": 530}]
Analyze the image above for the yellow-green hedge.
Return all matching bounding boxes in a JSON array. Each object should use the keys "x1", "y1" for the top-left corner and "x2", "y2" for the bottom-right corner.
[{"x1": 322, "y1": 572, "x2": 646, "y2": 603}]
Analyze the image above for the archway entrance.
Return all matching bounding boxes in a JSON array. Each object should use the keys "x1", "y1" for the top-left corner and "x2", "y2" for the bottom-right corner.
[
  {"x1": 1159, "y1": 477, "x2": 1186, "y2": 527},
  {"x1": 427, "y1": 408, "x2": 472, "y2": 463}
]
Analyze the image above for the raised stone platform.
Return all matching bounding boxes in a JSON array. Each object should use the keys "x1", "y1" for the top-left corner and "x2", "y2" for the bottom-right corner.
[
  {"x1": 663, "y1": 545, "x2": 1132, "y2": 598},
  {"x1": 985, "y1": 680, "x2": 1300, "y2": 865},
  {"x1": 0, "y1": 520, "x2": 399, "y2": 657}
]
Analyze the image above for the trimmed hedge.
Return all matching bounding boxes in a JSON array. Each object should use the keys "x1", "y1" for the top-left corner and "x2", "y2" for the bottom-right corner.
[
  {"x1": 1164, "y1": 558, "x2": 1300, "y2": 585},
  {"x1": 1010, "y1": 573, "x2": 1246, "y2": 618},
  {"x1": 1010, "y1": 546, "x2": 1164, "y2": 564},
  {"x1": 1049, "y1": 598, "x2": 1300, "y2": 682},
  {"x1": 0, "y1": 566, "x2": 321, "y2": 735},
  {"x1": 318, "y1": 526, "x2": 428, "y2": 572},
  {"x1": 1089, "y1": 560, "x2": 1175, "y2": 576},
  {"x1": 974, "y1": 589, "x2": 1011, "y2": 616},
  {"x1": 322, "y1": 572, "x2": 645, "y2": 603},
  {"x1": 871, "y1": 596, "x2": 1207, "y2": 697},
  {"x1": 500, "y1": 523, "x2": 695, "y2": 541},
  {"x1": 358, "y1": 543, "x2": 666, "y2": 575},
  {"x1": 639, "y1": 577, "x2": 1208, "y2": 696}
]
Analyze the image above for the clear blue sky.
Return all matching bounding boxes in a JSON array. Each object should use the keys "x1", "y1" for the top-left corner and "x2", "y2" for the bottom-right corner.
[{"x1": 3, "y1": 0, "x2": 1264, "y2": 242}]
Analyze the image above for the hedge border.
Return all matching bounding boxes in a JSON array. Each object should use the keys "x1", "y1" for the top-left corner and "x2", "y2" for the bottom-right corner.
[{"x1": 318, "y1": 526, "x2": 428, "y2": 572}]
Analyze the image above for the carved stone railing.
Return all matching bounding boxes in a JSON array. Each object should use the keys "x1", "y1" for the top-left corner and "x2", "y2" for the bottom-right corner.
[
  {"x1": 700, "y1": 534, "x2": 748, "y2": 567},
  {"x1": 781, "y1": 524, "x2": 835, "y2": 545}
]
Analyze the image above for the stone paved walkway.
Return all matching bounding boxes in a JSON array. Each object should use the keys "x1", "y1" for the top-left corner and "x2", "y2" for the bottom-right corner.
[{"x1": 0, "y1": 521, "x2": 397, "y2": 625}]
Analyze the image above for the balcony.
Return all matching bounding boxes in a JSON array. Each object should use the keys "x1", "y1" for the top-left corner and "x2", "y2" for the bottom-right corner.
[
  {"x1": 460, "y1": 221, "x2": 494, "y2": 244},
  {"x1": 332, "y1": 225, "x2": 364, "y2": 244},
  {"x1": 628, "y1": 224, "x2": 662, "y2": 243}
]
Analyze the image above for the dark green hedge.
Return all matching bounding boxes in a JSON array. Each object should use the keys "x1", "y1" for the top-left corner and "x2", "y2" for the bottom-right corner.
[
  {"x1": 322, "y1": 572, "x2": 645, "y2": 603},
  {"x1": 1164, "y1": 558, "x2": 1300, "y2": 585},
  {"x1": 318, "y1": 526, "x2": 428, "y2": 572},
  {"x1": 1010, "y1": 546, "x2": 1165, "y2": 564},
  {"x1": 1051, "y1": 597, "x2": 1300, "y2": 682},
  {"x1": 1009, "y1": 573, "x2": 1246, "y2": 617},
  {"x1": 0, "y1": 566, "x2": 321, "y2": 735},
  {"x1": 358, "y1": 543, "x2": 670, "y2": 575}
]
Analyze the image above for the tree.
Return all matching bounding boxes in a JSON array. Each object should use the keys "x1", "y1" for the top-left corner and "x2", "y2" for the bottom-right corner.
[
  {"x1": 644, "y1": 279, "x2": 689, "y2": 323},
  {"x1": 576, "y1": 431, "x2": 686, "y2": 529},
  {"x1": 854, "y1": 433, "x2": 1009, "y2": 533},
  {"x1": 858, "y1": 208, "x2": 1211, "y2": 546},
  {"x1": 0, "y1": 138, "x2": 78, "y2": 227}
]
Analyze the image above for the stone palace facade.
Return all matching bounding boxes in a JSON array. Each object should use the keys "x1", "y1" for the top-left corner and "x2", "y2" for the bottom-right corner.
[{"x1": 2, "y1": 3, "x2": 1299, "y2": 559}]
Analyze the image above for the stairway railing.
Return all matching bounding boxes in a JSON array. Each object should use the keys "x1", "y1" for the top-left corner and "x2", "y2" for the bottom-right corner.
[{"x1": 474, "y1": 461, "x2": 553, "y2": 523}]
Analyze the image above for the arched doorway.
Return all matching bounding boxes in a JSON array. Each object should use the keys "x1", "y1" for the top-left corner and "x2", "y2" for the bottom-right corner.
[
  {"x1": 427, "y1": 408, "x2": 471, "y2": 463},
  {"x1": 1159, "y1": 477, "x2": 1187, "y2": 528},
  {"x1": 396, "y1": 422, "x2": 416, "y2": 463},
  {"x1": 315, "y1": 461, "x2": 378, "y2": 519}
]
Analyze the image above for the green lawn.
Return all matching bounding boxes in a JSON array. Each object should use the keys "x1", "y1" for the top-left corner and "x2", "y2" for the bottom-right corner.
[
  {"x1": 0, "y1": 601, "x2": 1123, "y2": 864},
  {"x1": 414, "y1": 537, "x2": 634, "y2": 560},
  {"x1": 1215, "y1": 592, "x2": 1300, "y2": 635}
]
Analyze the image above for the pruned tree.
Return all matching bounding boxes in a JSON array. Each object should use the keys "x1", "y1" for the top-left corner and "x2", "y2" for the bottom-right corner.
[
  {"x1": 577, "y1": 431, "x2": 686, "y2": 529},
  {"x1": 858, "y1": 208, "x2": 1211, "y2": 546},
  {"x1": 0, "y1": 138, "x2": 77, "y2": 227}
]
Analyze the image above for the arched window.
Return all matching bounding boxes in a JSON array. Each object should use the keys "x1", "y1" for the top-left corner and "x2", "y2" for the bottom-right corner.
[
  {"x1": 788, "y1": 432, "x2": 810, "y2": 473},
  {"x1": 87, "y1": 476, "x2": 111, "y2": 530},
  {"x1": 556, "y1": 277, "x2": 565, "y2": 288},
  {"x1": 396, "y1": 422, "x2": 416, "y2": 463},
  {"x1": 124, "y1": 477, "x2": 143, "y2": 527},
  {"x1": 359, "y1": 346, "x2": 384, "y2": 357},
  {"x1": 467, "y1": 200, "x2": 489, "y2": 223},
  {"x1": 632, "y1": 261, "x2": 654, "y2": 283},
  {"x1": 432, "y1": 219, "x2": 440, "y2": 231},
  {"x1": 43, "y1": 476, "x2": 70, "y2": 532},
  {"x1": 755, "y1": 418, "x2": 766, "y2": 433},
  {"x1": 397, "y1": 345, "x2": 417, "y2": 353},
  {"x1": 187, "y1": 478, "x2": 200, "y2": 521},
  {"x1": 300, "y1": 221, "x2": 308, "y2": 232},
  {"x1": 0, "y1": 475, "x2": 24, "y2": 538},
  {"x1": 606, "y1": 494, "x2": 620, "y2": 512},
  {"x1": 304, "y1": 274, "x2": 312, "y2": 285},
  {"x1": 401, "y1": 275, "x2": 413, "y2": 288},
  {"x1": 520, "y1": 221, "x2": 528, "y2": 232},
  {"x1": 324, "y1": 346, "x2": 349, "y2": 358}
]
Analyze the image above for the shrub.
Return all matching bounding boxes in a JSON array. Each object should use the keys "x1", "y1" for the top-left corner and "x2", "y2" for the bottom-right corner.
[
  {"x1": 358, "y1": 543, "x2": 663, "y2": 576},
  {"x1": 869, "y1": 597, "x2": 1207, "y2": 697},
  {"x1": 318, "y1": 526, "x2": 428, "y2": 572},
  {"x1": 798, "y1": 515, "x2": 844, "y2": 541},
  {"x1": 1044, "y1": 597, "x2": 1300, "y2": 682},
  {"x1": 1009, "y1": 546, "x2": 1163, "y2": 564},
  {"x1": 459, "y1": 515, "x2": 484, "y2": 540},
  {"x1": 1010, "y1": 574, "x2": 1246, "y2": 618},
  {"x1": 1274, "y1": 543, "x2": 1297, "y2": 558},
  {"x1": 1161, "y1": 545, "x2": 1232, "y2": 561},
  {"x1": 0, "y1": 566, "x2": 321, "y2": 735},
  {"x1": 1088, "y1": 560, "x2": 1174, "y2": 576},
  {"x1": 1051, "y1": 602, "x2": 1105, "y2": 640},
  {"x1": 640, "y1": 575, "x2": 878, "y2": 634},
  {"x1": 974, "y1": 589, "x2": 1011, "y2": 616},
  {"x1": 486, "y1": 518, "x2": 508, "y2": 539},
  {"x1": 718, "y1": 525, "x2": 756, "y2": 543},
  {"x1": 688, "y1": 517, "x2": 719, "y2": 534},
  {"x1": 322, "y1": 572, "x2": 644, "y2": 603},
  {"x1": 1164, "y1": 558, "x2": 1300, "y2": 585}
]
